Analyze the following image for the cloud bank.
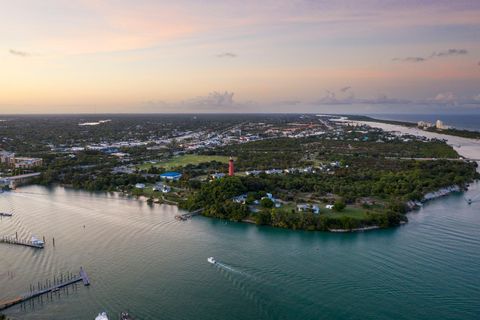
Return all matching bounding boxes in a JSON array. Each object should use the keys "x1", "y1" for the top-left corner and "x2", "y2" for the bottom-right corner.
[
  {"x1": 393, "y1": 48, "x2": 468, "y2": 63},
  {"x1": 216, "y1": 52, "x2": 237, "y2": 58},
  {"x1": 9, "y1": 49, "x2": 32, "y2": 57}
]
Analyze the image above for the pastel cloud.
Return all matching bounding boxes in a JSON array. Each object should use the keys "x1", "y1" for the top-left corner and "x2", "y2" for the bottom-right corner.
[
  {"x1": 393, "y1": 49, "x2": 468, "y2": 63},
  {"x1": 217, "y1": 52, "x2": 237, "y2": 58},
  {"x1": 9, "y1": 49, "x2": 32, "y2": 57},
  {"x1": 1, "y1": 1, "x2": 480, "y2": 113}
]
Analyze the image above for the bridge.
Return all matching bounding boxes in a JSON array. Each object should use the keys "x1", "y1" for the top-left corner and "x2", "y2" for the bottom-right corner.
[{"x1": 0, "y1": 172, "x2": 41, "y2": 189}]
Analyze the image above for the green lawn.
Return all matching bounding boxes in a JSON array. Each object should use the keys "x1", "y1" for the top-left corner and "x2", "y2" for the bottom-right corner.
[
  {"x1": 138, "y1": 154, "x2": 232, "y2": 170},
  {"x1": 323, "y1": 206, "x2": 372, "y2": 219}
]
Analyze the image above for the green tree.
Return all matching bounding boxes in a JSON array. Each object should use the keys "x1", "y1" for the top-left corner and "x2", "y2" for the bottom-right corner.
[
  {"x1": 333, "y1": 199, "x2": 346, "y2": 212},
  {"x1": 255, "y1": 209, "x2": 272, "y2": 225},
  {"x1": 260, "y1": 197, "x2": 274, "y2": 208}
]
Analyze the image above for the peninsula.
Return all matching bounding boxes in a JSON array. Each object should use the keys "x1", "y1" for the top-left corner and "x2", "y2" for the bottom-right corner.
[{"x1": 0, "y1": 114, "x2": 478, "y2": 232}]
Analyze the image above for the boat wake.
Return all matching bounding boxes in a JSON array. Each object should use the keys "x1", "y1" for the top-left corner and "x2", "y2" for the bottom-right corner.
[
  {"x1": 216, "y1": 262, "x2": 244, "y2": 275},
  {"x1": 209, "y1": 257, "x2": 257, "y2": 281},
  {"x1": 208, "y1": 259, "x2": 276, "y2": 319}
]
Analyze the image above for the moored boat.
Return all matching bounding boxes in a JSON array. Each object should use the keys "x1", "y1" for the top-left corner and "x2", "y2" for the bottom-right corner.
[{"x1": 120, "y1": 311, "x2": 134, "y2": 320}]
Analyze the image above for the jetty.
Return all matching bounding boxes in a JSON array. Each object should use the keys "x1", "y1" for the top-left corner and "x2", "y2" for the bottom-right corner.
[
  {"x1": 0, "y1": 235, "x2": 44, "y2": 249},
  {"x1": 0, "y1": 267, "x2": 90, "y2": 311},
  {"x1": 0, "y1": 212, "x2": 13, "y2": 217},
  {"x1": 175, "y1": 208, "x2": 203, "y2": 221}
]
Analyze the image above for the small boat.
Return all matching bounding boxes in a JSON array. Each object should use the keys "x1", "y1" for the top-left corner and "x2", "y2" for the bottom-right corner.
[
  {"x1": 95, "y1": 312, "x2": 109, "y2": 320},
  {"x1": 120, "y1": 311, "x2": 134, "y2": 320},
  {"x1": 31, "y1": 236, "x2": 44, "y2": 247},
  {"x1": 207, "y1": 257, "x2": 216, "y2": 264}
]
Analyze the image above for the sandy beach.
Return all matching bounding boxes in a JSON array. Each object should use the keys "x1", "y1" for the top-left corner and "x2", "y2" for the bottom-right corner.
[{"x1": 350, "y1": 121, "x2": 480, "y2": 162}]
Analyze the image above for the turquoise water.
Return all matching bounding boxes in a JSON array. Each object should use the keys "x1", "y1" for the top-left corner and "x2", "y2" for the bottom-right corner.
[{"x1": 1, "y1": 184, "x2": 480, "y2": 320}]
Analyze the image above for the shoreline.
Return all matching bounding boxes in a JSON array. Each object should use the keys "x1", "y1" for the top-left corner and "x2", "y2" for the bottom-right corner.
[
  {"x1": 347, "y1": 120, "x2": 480, "y2": 166},
  {"x1": 9, "y1": 179, "x2": 472, "y2": 234},
  {"x1": 328, "y1": 226, "x2": 380, "y2": 232}
]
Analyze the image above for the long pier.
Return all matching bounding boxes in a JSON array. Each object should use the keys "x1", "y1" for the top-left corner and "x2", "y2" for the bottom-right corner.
[
  {"x1": 0, "y1": 267, "x2": 90, "y2": 311},
  {"x1": 0, "y1": 235, "x2": 44, "y2": 249}
]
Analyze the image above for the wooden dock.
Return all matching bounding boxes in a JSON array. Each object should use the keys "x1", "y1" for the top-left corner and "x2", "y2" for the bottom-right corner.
[
  {"x1": 0, "y1": 235, "x2": 44, "y2": 249},
  {"x1": 79, "y1": 267, "x2": 90, "y2": 286},
  {"x1": 0, "y1": 267, "x2": 90, "y2": 311},
  {"x1": 175, "y1": 208, "x2": 203, "y2": 221},
  {"x1": 0, "y1": 212, "x2": 13, "y2": 217}
]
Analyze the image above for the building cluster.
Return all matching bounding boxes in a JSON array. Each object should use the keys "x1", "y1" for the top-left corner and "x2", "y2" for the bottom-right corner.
[
  {"x1": 417, "y1": 120, "x2": 450, "y2": 130},
  {"x1": 0, "y1": 151, "x2": 43, "y2": 169},
  {"x1": 233, "y1": 192, "x2": 283, "y2": 209},
  {"x1": 244, "y1": 163, "x2": 341, "y2": 177}
]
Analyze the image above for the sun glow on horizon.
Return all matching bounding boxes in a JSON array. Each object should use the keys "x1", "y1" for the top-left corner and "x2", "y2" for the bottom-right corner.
[{"x1": 1, "y1": 1, "x2": 480, "y2": 114}]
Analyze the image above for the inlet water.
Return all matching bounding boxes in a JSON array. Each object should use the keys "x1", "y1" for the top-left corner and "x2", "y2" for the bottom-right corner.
[{"x1": 1, "y1": 184, "x2": 479, "y2": 320}]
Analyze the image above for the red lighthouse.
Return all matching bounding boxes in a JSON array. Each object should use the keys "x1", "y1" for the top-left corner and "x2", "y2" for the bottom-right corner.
[{"x1": 228, "y1": 157, "x2": 234, "y2": 176}]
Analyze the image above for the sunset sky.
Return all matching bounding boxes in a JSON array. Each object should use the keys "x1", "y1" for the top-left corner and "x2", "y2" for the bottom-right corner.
[{"x1": 1, "y1": 0, "x2": 479, "y2": 113}]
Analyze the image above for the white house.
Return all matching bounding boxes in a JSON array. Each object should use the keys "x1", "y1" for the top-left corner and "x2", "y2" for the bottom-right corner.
[
  {"x1": 211, "y1": 173, "x2": 226, "y2": 179},
  {"x1": 245, "y1": 170, "x2": 262, "y2": 176},
  {"x1": 265, "y1": 169, "x2": 283, "y2": 175},
  {"x1": 297, "y1": 203, "x2": 320, "y2": 214},
  {"x1": 325, "y1": 204, "x2": 334, "y2": 210},
  {"x1": 232, "y1": 194, "x2": 247, "y2": 204},
  {"x1": 297, "y1": 204, "x2": 310, "y2": 211},
  {"x1": 135, "y1": 183, "x2": 146, "y2": 189},
  {"x1": 153, "y1": 183, "x2": 171, "y2": 193}
]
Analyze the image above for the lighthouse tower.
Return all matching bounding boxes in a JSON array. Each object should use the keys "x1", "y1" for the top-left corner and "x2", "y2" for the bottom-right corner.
[{"x1": 228, "y1": 157, "x2": 234, "y2": 176}]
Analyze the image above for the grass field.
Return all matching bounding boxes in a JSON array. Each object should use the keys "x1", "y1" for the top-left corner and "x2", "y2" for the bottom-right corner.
[
  {"x1": 138, "y1": 154, "x2": 232, "y2": 170},
  {"x1": 323, "y1": 206, "x2": 373, "y2": 219}
]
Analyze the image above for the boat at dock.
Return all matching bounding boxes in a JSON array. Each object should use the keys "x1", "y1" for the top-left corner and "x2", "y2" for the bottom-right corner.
[
  {"x1": 207, "y1": 257, "x2": 216, "y2": 264},
  {"x1": 31, "y1": 236, "x2": 44, "y2": 247},
  {"x1": 0, "y1": 235, "x2": 45, "y2": 249}
]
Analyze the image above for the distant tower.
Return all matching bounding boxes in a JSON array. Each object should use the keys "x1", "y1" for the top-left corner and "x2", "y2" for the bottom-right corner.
[{"x1": 228, "y1": 157, "x2": 235, "y2": 176}]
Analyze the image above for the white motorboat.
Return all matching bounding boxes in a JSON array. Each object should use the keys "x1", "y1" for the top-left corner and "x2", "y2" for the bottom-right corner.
[
  {"x1": 95, "y1": 312, "x2": 109, "y2": 320},
  {"x1": 207, "y1": 257, "x2": 216, "y2": 264}
]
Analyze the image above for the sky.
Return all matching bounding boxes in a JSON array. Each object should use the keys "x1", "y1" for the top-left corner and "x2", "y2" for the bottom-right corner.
[{"x1": 1, "y1": 0, "x2": 479, "y2": 114}]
